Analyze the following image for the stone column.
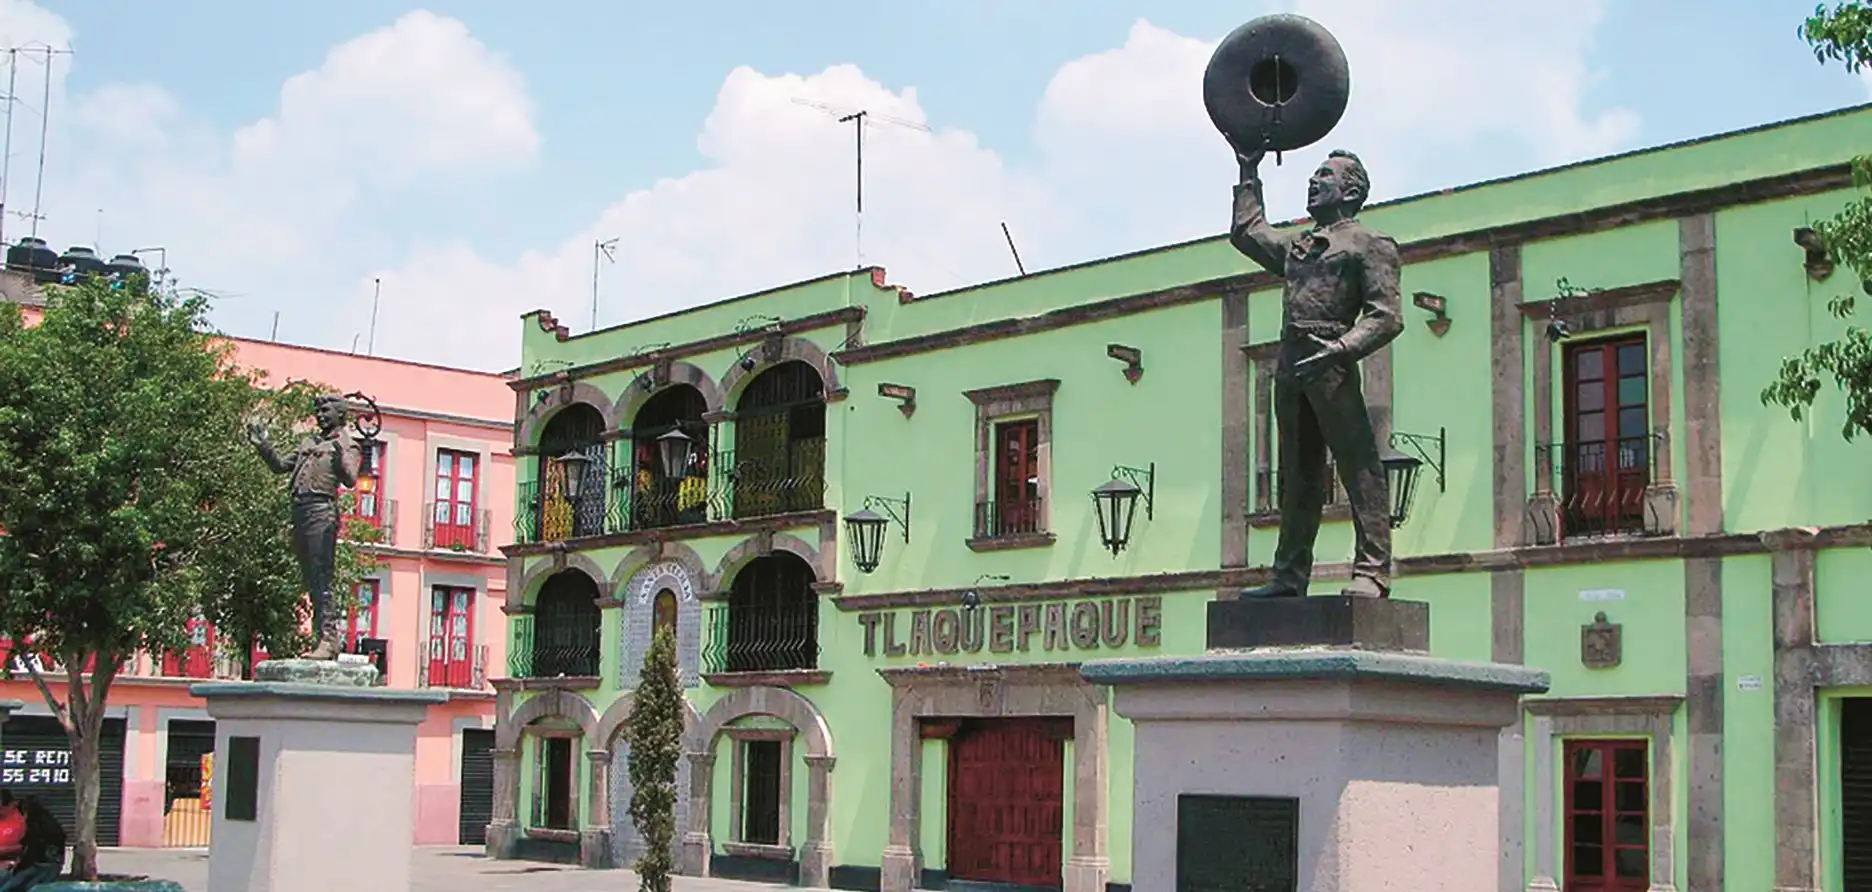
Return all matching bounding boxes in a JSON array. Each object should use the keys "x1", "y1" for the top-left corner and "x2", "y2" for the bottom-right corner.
[
  {"x1": 880, "y1": 694, "x2": 922, "y2": 892},
  {"x1": 800, "y1": 754, "x2": 837, "y2": 888},
  {"x1": 486, "y1": 747, "x2": 521, "y2": 858},
  {"x1": 1525, "y1": 716, "x2": 1560, "y2": 892},
  {"x1": 679, "y1": 751, "x2": 715, "y2": 877},
  {"x1": 1771, "y1": 528, "x2": 1821, "y2": 892},
  {"x1": 581, "y1": 749, "x2": 612, "y2": 868},
  {"x1": 1063, "y1": 694, "x2": 1111, "y2": 892}
]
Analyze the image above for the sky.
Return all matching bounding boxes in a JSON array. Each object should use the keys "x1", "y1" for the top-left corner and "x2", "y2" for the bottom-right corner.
[{"x1": 3, "y1": 0, "x2": 1868, "y2": 371}]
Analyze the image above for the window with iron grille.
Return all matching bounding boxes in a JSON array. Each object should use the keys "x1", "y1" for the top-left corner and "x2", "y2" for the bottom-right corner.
[
  {"x1": 714, "y1": 553, "x2": 818, "y2": 673},
  {"x1": 979, "y1": 418, "x2": 1042, "y2": 537},
  {"x1": 433, "y1": 450, "x2": 480, "y2": 549},
  {"x1": 741, "y1": 739, "x2": 784, "y2": 845},
  {"x1": 1563, "y1": 738, "x2": 1649, "y2": 892},
  {"x1": 730, "y1": 361, "x2": 826, "y2": 519},
  {"x1": 535, "y1": 404, "x2": 607, "y2": 542},
  {"x1": 1560, "y1": 335, "x2": 1652, "y2": 538},
  {"x1": 530, "y1": 572, "x2": 601, "y2": 678},
  {"x1": 629, "y1": 385, "x2": 710, "y2": 530}
]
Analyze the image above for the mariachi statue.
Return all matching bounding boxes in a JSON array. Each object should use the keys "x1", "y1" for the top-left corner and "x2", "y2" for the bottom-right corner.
[
  {"x1": 1206, "y1": 14, "x2": 1404, "y2": 599},
  {"x1": 246, "y1": 390, "x2": 382, "y2": 659}
]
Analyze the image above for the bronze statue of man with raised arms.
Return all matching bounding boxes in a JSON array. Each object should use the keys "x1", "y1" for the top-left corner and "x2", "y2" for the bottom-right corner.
[
  {"x1": 1228, "y1": 143, "x2": 1404, "y2": 599},
  {"x1": 246, "y1": 393, "x2": 363, "y2": 659}
]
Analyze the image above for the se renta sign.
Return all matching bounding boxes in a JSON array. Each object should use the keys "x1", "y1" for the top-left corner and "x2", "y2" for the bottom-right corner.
[{"x1": 0, "y1": 747, "x2": 73, "y2": 785}]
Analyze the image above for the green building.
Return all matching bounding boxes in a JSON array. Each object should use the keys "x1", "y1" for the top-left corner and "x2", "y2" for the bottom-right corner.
[{"x1": 487, "y1": 103, "x2": 1872, "y2": 892}]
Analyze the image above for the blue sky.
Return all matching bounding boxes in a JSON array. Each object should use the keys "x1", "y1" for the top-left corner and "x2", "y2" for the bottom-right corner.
[{"x1": 9, "y1": 0, "x2": 1870, "y2": 368}]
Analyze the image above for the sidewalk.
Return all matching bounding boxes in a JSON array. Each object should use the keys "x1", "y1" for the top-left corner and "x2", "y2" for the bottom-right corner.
[{"x1": 98, "y1": 847, "x2": 795, "y2": 892}]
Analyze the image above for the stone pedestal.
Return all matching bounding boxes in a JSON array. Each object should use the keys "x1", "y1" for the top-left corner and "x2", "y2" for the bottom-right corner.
[
  {"x1": 190, "y1": 680, "x2": 446, "y2": 892},
  {"x1": 0, "y1": 699, "x2": 20, "y2": 731},
  {"x1": 1082, "y1": 598, "x2": 1548, "y2": 892}
]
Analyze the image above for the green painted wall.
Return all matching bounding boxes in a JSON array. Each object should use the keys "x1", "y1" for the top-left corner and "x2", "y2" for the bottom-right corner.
[{"x1": 1724, "y1": 554, "x2": 1776, "y2": 892}]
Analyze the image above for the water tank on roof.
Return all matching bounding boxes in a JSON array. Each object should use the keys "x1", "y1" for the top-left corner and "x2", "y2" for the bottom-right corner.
[
  {"x1": 104, "y1": 253, "x2": 146, "y2": 279},
  {"x1": 6, "y1": 237, "x2": 54, "y2": 274},
  {"x1": 58, "y1": 246, "x2": 104, "y2": 279}
]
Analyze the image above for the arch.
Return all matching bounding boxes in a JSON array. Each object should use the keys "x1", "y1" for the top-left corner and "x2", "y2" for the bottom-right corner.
[
  {"x1": 516, "y1": 381, "x2": 618, "y2": 451},
  {"x1": 712, "y1": 532, "x2": 826, "y2": 591},
  {"x1": 508, "y1": 554, "x2": 612, "y2": 613},
  {"x1": 610, "y1": 541, "x2": 713, "y2": 595},
  {"x1": 680, "y1": 686, "x2": 837, "y2": 885},
  {"x1": 496, "y1": 688, "x2": 601, "y2": 750},
  {"x1": 613, "y1": 362, "x2": 725, "y2": 425},
  {"x1": 593, "y1": 689, "x2": 706, "y2": 750},
  {"x1": 718, "y1": 336, "x2": 845, "y2": 407},
  {"x1": 614, "y1": 555, "x2": 707, "y2": 689}
]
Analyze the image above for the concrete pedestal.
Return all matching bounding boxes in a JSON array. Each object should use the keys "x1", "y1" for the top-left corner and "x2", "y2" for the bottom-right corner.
[
  {"x1": 190, "y1": 681, "x2": 446, "y2": 892},
  {"x1": 0, "y1": 699, "x2": 20, "y2": 733},
  {"x1": 1082, "y1": 598, "x2": 1548, "y2": 892}
]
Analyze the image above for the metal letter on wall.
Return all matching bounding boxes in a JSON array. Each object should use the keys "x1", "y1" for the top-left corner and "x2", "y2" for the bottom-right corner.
[{"x1": 1581, "y1": 611, "x2": 1622, "y2": 669}]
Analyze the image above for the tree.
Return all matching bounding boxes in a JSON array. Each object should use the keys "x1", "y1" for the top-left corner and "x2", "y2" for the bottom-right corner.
[
  {"x1": 0, "y1": 275, "x2": 303, "y2": 878},
  {"x1": 625, "y1": 627, "x2": 684, "y2": 892},
  {"x1": 1761, "y1": 3, "x2": 1872, "y2": 437}
]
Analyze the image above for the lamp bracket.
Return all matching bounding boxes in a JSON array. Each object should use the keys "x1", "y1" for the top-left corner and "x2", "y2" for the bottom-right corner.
[
  {"x1": 1106, "y1": 343, "x2": 1144, "y2": 384},
  {"x1": 1411, "y1": 291, "x2": 1451, "y2": 338},
  {"x1": 877, "y1": 383, "x2": 917, "y2": 418},
  {"x1": 1111, "y1": 463, "x2": 1155, "y2": 520},
  {"x1": 865, "y1": 493, "x2": 912, "y2": 543},
  {"x1": 1389, "y1": 427, "x2": 1447, "y2": 492}
]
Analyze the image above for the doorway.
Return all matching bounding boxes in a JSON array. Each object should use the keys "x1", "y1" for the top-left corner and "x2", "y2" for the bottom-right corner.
[{"x1": 946, "y1": 717, "x2": 1066, "y2": 888}]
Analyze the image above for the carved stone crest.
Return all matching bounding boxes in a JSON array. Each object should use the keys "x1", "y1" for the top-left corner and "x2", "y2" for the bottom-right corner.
[
  {"x1": 975, "y1": 668, "x2": 1004, "y2": 712},
  {"x1": 1581, "y1": 611, "x2": 1621, "y2": 669}
]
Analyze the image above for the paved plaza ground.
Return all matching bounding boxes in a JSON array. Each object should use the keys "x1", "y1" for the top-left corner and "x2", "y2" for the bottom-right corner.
[{"x1": 97, "y1": 847, "x2": 788, "y2": 891}]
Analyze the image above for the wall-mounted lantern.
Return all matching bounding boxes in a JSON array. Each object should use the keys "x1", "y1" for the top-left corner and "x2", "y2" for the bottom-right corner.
[
  {"x1": 843, "y1": 493, "x2": 911, "y2": 574},
  {"x1": 1794, "y1": 227, "x2": 1834, "y2": 281},
  {"x1": 656, "y1": 428, "x2": 695, "y2": 478},
  {"x1": 1412, "y1": 292, "x2": 1451, "y2": 337},
  {"x1": 877, "y1": 382, "x2": 917, "y2": 418},
  {"x1": 735, "y1": 350, "x2": 759, "y2": 372},
  {"x1": 1091, "y1": 463, "x2": 1155, "y2": 555},
  {"x1": 1384, "y1": 427, "x2": 1445, "y2": 528},
  {"x1": 1106, "y1": 344, "x2": 1144, "y2": 384},
  {"x1": 555, "y1": 450, "x2": 594, "y2": 500}
]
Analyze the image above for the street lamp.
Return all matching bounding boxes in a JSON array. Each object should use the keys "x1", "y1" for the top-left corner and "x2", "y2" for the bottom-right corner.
[
  {"x1": 1385, "y1": 427, "x2": 1446, "y2": 529},
  {"x1": 556, "y1": 450, "x2": 594, "y2": 500},
  {"x1": 656, "y1": 428, "x2": 695, "y2": 478},
  {"x1": 1091, "y1": 463, "x2": 1155, "y2": 556},
  {"x1": 843, "y1": 493, "x2": 910, "y2": 574}
]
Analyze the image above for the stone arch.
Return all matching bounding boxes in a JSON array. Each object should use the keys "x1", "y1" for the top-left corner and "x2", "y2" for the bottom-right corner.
[
  {"x1": 613, "y1": 363, "x2": 725, "y2": 427},
  {"x1": 610, "y1": 541, "x2": 713, "y2": 594},
  {"x1": 516, "y1": 381, "x2": 619, "y2": 451},
  {"x1": 597, "y1": 692, "x2": 706, "y2": 868},
  {"x1": 594, "y1": 690, "x2": 705, "y2": 751},
  {"x1": 612, "y1": 551, "x2": 708, "y2": 689},
  {"x1": 496, "y1": 688, "x2": 601, "y2": 750},
  {"x1": 506, "y1": 554, "x2": 613, "y2": 613},
  {"x1": 680, "y1": 686, "x2": 837, "y2": 885},
  {"x1": 712, "y1": 532, "x2": 827, "y2": 593},
  {"x1": 718, "y1": 336, "x2": 845, "y2": 408}
]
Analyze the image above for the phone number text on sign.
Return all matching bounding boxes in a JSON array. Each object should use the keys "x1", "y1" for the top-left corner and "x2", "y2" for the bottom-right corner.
[{"x1": 1, "y1": 748, "x2": 74, "y2": 785}]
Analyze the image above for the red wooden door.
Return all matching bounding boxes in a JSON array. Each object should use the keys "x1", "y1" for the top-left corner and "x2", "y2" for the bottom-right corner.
[
  {"x1": 947, "y1": 718, "x2": 1065, "y2": 887},
  {"x1": 1562, "y1": 337, "x2": 1649, "y2": 537},
  {"x1": 428, "y1": 586, "x2": 475, "y2": 688},
  {"x1": 433, "y1": 449, "x2": 479, "y2": 549},
  {"x1": 994, "y1": 420, "x2": 1040, "y2": 535},
  {"x1": 1564, "y1": 738, "x2": 1649, "y2": 891}
]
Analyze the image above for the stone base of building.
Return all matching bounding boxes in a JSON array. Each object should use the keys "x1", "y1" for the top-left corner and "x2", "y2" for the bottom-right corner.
[{"x1": 190, "y1": 681, "x2": 445, "y2": 892}]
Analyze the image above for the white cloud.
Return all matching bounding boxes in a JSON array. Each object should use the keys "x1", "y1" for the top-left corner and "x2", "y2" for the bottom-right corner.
[{"x1": 18, "y1": 2, "x2": 1639, "y2": 370}]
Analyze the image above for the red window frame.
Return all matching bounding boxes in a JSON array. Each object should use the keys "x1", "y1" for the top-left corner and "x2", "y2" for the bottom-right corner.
[
  {"x1": 1563, "y1": 738, "x2": 1650, "y2": 891},
  {"x1": 432, "y1": 449, "x2": 480, "y2": 550},
  {"x1": 991, "y1": 419, "x2": 1041, "y2": 536},
  {"x1": 1561, "y1": 336, "x2": 1651, "y2": 538},
  {"x1": 161, "y1": 617, "x2": 215, "y2": 679},
  {"x1": 346, "y1": 580, "x2": 382, "y2": 652},
  {"x1": 345, "y1": 440, "x2": 388, "y2": 522},
  {"x1": 426, "y1": 585, "x2": 476, "y2": 688}
]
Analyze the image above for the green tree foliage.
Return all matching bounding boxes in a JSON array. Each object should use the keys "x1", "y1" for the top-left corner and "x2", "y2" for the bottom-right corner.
[
  {"x1": 0, "y1": 275, "x2": 321, "y2": 877},
  {"x1": 1761, "y1": 3, "x2": 1872, "y2": 437},
  {"x1": 626, "y1": 627, "x2": 685, "y2": 891}
]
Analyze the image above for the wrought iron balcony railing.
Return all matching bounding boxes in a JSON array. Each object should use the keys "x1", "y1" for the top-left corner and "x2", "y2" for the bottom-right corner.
[
  {"x1": 703, "y1": 602, "x2": 819, "y2": 675},
  {"x1": 973, "y1": 497, "x2": 1047, "y2": 539},
  {"x1": 419, "y1": 643, "x2": 489, "y2": 689},
  {"x1": 507, "y1": 615, "x2": 600, "y2": 679},
  {"x1": 425, "y1": 503, "x2": 492, "y2": 552},
  {"x1": 1532, "y1": 431, "x2": 1666, "y2": 540}
]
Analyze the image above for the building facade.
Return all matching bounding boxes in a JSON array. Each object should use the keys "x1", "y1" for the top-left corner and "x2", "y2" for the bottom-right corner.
[
  {"x1": 492, "y1": 103, "x2": 1872, "y2": 892},
  {"x1": 0, "y1": 311, "x2": 516, "y2": 849}
]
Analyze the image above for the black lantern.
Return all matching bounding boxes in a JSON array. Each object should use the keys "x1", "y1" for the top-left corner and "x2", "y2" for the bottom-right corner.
[
  {"x1": 657, "y1": 428, "x2": 695, "y2": 478},
  {"x1": 556, "y1": 450, "x2": 593, "y2": 500},
  {"x1": 1091, "y1": 463, "x2": 1154, "y2": 556},
  {"x1": 1381, "y1": 447, "x2": 1422, "y2": 529},
  {"x1": 843, "y1": 493, "x2": 911, "y2": 574}
]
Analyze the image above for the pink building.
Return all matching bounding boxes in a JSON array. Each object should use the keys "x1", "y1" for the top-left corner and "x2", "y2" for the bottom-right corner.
[{"x1": 0, "y1": 268, "x2": 515, "y2": 849}]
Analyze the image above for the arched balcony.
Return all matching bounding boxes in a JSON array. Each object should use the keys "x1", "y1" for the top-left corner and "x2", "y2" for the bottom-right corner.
[
  {"x1": 726, "y1": 361, "x2": 826, "y2": 519},
  {"x1": 622, "y1": 384, "x2": 710, "y2": 531},
  {"x1": 509, "y1": 570, "x2": 603, "y2": 680},
  {"x1": 703, "y1": 552, "x2": 819, "y2": 674},
  {"x1": 519, "y1": 403, "x2": 607, "y2": 544}
]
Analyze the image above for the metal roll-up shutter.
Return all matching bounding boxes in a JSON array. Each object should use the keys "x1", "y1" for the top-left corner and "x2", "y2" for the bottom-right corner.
[
  {"x1": 459, "y1": 728, "x2": 495, "y2": 846},
  {"x1": 1843, "y1": 698, "x2": 1872, "y2": 890},
  {"x1": 0, "y1": 714, "x2": 127, "y2": 846}
]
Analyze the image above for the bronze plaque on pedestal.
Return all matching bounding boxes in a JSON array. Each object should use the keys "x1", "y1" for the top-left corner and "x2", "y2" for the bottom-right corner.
[{"x1": 1176, "y1": 794, "x2": 1299, "y2": 892}]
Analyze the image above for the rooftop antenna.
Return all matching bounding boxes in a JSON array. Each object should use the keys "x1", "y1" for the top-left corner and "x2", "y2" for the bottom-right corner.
[
  {"x1": 270, "y1": 311, "x2": 280, "y2": 342},
  {"x1": 350, "y1": 333, "x2": 360, "y2": 354},
  {"x1": 366, "y1": 277, "x2": 381, "y2": 356},
  {"x1": 1000, "y1": 222, "x2": 1027, "y2": 276},
  {"x1": 25, "y1": 44, "x2": 71, "y2": 240},
  {"x1": 0, "y1": 48, "x2": 16, "y2": 245},
  {"x1": 791, "y1": 98, "x2": 930, "y2": 269},
  {"x1": 592, "y1": 237, "x2": 617, "y2": 331}
]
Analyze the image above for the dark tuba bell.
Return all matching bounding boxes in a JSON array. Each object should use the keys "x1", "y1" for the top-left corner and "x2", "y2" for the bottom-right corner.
[{"x1": 1203, "y1": 13, "x2": 1351, "y2": 157}]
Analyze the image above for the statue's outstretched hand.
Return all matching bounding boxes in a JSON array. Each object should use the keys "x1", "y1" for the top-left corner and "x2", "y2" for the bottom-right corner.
[{"x1": 244, "y1": 420, "x2": 269, "y2": 447}]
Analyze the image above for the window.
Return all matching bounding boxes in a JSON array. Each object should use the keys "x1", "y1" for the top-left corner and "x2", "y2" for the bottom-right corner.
[
  {"x1": 533, "y1": 404, "x2": 607, "y2": 543},
  {"x1": 731, "y1": 361, "x2": 827, "y2": 519},
  {"x1": 534, "y1": 736, "x2": 577, "y2": 831},
  {"x1": 428, "y1": 585, "x2": 476, "y2": 688},
  {"x1": 1564, "y1": 739, "x2": 1649, "y2": 892},
  {"x1": 741, "y1": 739, "x2": 784, "y2": 846},
  {"x1": 162, "y1": 617, "x2": 215, "y2": 679},
  {"x1": 1560, "y1": 336, "x2": 1652, "y2": 538},
  {"x1": 432, "y1": 449, "x2": 480, "y2": 550},
  {"x1": 345, "y1": 441, "x2": 387, "y2": 522},
  {"x1": 526, "y1": 571, "x2": 602, "y2": 678},
  {"x1": 987, "y1": 418, "x2": 1041, "y2": 537},
  {"x1": 710, "y1": 553, "x2": 818, "y2": 673},
  {"x1": 653, "y1": 588, "x2": 678, "y2": 639},
  {"x1": 345, "y1": 580, "x2": 381, "y2": 652}
]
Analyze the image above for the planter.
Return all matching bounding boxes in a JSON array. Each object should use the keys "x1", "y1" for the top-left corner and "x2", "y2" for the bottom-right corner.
[{"x1": 36, "y1": 879, "x2": 185, "y2": 891}]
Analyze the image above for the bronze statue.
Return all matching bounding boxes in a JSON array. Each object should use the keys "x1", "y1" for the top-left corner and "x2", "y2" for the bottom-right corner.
[
  {"x1": 1228, "y1": 143, "x2": 1403, "y2": 598},
  {"x1": 246, "y1": 394, "x2": 363, "y2": 659}
]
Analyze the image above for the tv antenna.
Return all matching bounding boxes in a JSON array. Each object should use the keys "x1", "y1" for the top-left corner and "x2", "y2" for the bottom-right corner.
[
  {"x1": 0, "y1": 44, "x2": 70, "y2": 244},
  {"x1": 592, "y1": 237, "x2": 618, "y2": 331},
  {"x1": 791, "y1": 98, "x2": 930, "y2": 269},
  {"x1": 367, "y1": 277, "x2": 382, "y2": 356}
]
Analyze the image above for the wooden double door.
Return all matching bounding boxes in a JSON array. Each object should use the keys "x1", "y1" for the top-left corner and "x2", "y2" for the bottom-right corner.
[{"x1": 946, "y1": 717, "x2": 1068, "y2": 888}]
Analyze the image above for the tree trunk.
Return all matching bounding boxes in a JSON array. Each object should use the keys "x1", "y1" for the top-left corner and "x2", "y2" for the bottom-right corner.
[{"x1": 70, "y1": 711, "x2": 102, "y2": 880}]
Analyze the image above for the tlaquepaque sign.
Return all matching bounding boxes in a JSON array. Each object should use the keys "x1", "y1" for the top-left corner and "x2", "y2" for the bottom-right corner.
[{"x1": 858, "y1": 595, "x2": 1163, "y2": 658}]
